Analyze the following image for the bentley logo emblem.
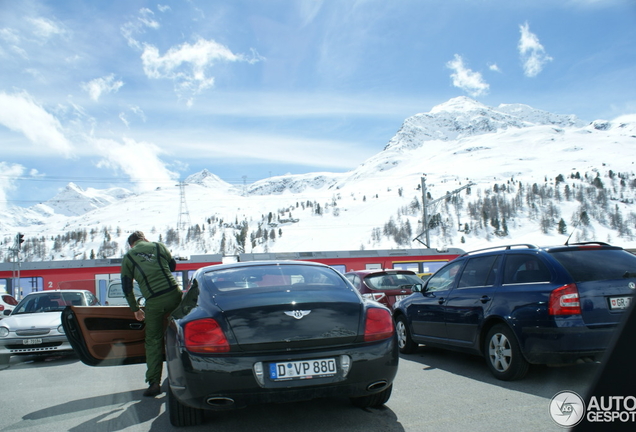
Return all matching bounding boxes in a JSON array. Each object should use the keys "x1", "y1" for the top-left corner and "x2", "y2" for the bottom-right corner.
[
  {"x1": 284, "y1": 310, "x2": 311, "y2": 319},
  {"x1": 629, "y1": 282, "x2": 635, "y2": 290}
]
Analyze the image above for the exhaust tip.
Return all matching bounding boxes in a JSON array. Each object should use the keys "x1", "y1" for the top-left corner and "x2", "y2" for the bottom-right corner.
[
  {"x1": 206, "y1": 397, "x2": 235, "y2": 407},
  {"x1": 367, "y1": 380, "x2": 388, "y2": 392}
]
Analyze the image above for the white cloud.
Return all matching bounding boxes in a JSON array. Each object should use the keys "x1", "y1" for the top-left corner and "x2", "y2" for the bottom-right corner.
[
  {"x1": 446, "y1": 54, "x2": 490, "y2": 97},
  {"x1": 141, "y1": 38, "x2": 260, "y2": 105},
  {"x1": 81, "y1": 74, "x2": 124, "y2": 101},
  {"x1": 27, "y1": 17, "x2": 67, "y2": 40},
  {"x1": 0, "y1": 162, "x2": 24, "y2": 210},
  {"x1": 94, "y1": 137, "x2": 178, "y2": 192},
  {"x1": 518, "y1": 22, "x2": 553, "y2": 77},
  {"x1": 157, "y1": 4, "x2": 172, "y2": 13},
  {"x1": 489, "y1": 63, "x2": 501, "y2": 73},
  {"x1": 121, "y1": 8, "x2": 161, "y2": 49},
  {"x1": 0, "y1": 92, "x2": 74, "y2": 156}
]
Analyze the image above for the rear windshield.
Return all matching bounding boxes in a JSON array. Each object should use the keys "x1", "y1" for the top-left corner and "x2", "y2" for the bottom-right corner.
[
  {"x1": 365, "y1": 273, "x2": 423, "y2": 290},
  {"x1": 203, "y1": 264, "x2": 349, "y2": 292},
  {"x1": 550, "y1": 249, "x2": 636, "y2": 282}
]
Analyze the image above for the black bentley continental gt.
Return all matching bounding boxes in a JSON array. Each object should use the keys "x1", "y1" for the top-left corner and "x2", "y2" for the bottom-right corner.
[{"x1": 62, "y1": 261, "x2": 398, "y2": 426}]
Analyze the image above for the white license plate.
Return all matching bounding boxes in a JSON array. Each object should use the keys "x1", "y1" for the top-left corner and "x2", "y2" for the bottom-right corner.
[
  {"x1": 609, "y1": 296, "x2": 631, "y2": 310},
  {"x1": 269, "y1": 358, "x2": 337, "y2": 381},
  {"x1": 23, "y1": 338, "x2": 43, "y2": 345},
  {"x1": 395, "y1": 295, "x2": 408, "y2": 301}
]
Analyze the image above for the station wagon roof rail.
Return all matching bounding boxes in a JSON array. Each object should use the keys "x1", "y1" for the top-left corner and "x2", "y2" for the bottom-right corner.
[{"x1": 461, "y1": 244, "x2": 539, "y2": 256}]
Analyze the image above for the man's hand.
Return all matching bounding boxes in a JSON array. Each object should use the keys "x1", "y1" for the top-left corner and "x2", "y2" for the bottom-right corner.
[{"x1": 134, "y1": 309, "x2": 145, "y2": 322}]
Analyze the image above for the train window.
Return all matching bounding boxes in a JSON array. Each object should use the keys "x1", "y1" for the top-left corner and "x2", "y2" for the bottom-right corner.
[
  {"x1": 330, "y1": 264, "x2": 346, "y2": 274},
  {"x1": 421, "y1": 261, "x2": 449, "y2": 274},
  {"x1": 392, "y1": 262, "x2": 419, "y2": 272},
  {"x1": 16, "y1": 277, "x2": 44, "y2": 298}
]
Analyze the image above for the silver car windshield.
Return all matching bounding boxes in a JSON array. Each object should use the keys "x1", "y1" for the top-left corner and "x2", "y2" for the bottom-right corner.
[{"x1": 12, "y1": 292, "x2": 85, "y2": 315}]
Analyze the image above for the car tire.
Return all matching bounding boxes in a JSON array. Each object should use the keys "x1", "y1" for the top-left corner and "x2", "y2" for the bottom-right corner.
[
  {"x1": 484, "y1": 324, "x2": 529, "y2": 381},
  {"x1": 168, "y1": 386, "x2": 204, "y2": 427},
  {"x1": 395, "y1": 315, "x2": 417, "y2": 354},
  {"x1": 350, "y1": 384, "x2": 393, "y2": 408}
]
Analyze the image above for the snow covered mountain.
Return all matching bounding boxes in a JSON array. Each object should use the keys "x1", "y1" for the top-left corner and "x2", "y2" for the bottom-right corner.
[
  {"x1": 3, "y1": 97, "x2": 636, "y2": 262},
  {"x1": 44, "y1": 182, "x2": 134, "y2": 217}
]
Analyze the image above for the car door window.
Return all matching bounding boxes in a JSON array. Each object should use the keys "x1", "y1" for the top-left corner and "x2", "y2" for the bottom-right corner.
[
  {"x1": 426, "y1": 261, "x2": 463, "y2": 292},
  {"x1": 503, "y1": 254, "x2": 551, "y2": 284},
  {"x1": 458, "y1": 255, "x2": 500, "y2": 288}
]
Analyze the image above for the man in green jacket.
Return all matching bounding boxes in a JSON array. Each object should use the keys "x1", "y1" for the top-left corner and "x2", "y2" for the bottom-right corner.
[{"x1": 121, "y1": 231, "x2": 182, "y2": 397}]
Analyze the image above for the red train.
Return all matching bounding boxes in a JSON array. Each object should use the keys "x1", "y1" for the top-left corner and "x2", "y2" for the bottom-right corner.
[{"x1": 0, "y1": 247, "x2": 464, "y2": 303}]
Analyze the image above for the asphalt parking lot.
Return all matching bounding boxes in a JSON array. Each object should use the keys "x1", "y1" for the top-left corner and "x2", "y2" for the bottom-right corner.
[{"x1": 0, "y1": 346, "x2": 599, "y2": 432}]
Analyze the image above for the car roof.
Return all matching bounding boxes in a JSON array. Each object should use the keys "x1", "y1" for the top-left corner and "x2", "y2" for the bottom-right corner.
[
  {"x1": 460, "y1": 242, "x2": 624, "y2": 257},
  {"x1": 24, "y1": 290, "x2": 90, "y2": 296},
  {"x1": 345, "y1": 269, "x2": 417, "y2": 276},
  {"x1": 195, "y1": 260, "x2": 330, "y2": 273}
]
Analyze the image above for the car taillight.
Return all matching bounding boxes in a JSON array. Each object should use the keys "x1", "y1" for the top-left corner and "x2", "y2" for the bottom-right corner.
[
  {"x1": 363, "y1": 308, "x2": 394, "y2": 342},
  {"x1": 549, "y1": 283, "x2": 582, "y2": 315},
  {"x1": 184, "y1": 318, "x2": 230, "y2": 353},
  {"x1": 0, "y1": 305, "x2": 4, "y2": 311}
]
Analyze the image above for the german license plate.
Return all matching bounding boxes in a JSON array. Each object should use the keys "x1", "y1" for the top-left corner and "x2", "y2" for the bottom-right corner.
[
  {"x1": 609, "y1": 296, "x2": 631, "y2": 310},
  {"x1": 269, "y1": 358, "x2": 337, "y2": 381},
  {"x1": 23, "y1": 338, "x2": 43, "y2": 345}
]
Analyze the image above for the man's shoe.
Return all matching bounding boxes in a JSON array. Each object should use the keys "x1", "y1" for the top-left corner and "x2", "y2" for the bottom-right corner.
[{"x1": 143, "y1": 382, "x2": 161, "y2": 397}]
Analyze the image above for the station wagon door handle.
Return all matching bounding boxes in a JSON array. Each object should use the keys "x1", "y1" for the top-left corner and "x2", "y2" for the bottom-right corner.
[
  {"x1": 129, "y1": 323, "x2": 144, "y2": 330},
  {"x1": 480, "y1": 296, "x2": 491, "y2": 304}
]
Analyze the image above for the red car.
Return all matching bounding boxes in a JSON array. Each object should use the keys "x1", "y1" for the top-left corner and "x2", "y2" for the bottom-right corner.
[{"x1": 345, "y1": 269, "x2": 423, "y2": 310}]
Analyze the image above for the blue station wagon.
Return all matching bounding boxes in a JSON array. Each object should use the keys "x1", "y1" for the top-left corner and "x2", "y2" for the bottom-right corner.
[{"x1": 393, "y1": 242, "x2": 636, "y2": 380}]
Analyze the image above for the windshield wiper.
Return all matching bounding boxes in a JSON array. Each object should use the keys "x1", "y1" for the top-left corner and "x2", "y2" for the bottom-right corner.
[{"x1": 622, "y1": 272, "x2": 636, "y2": 278}]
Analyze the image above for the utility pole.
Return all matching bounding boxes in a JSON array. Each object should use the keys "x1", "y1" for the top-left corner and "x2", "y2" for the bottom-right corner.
[
  {"x1": 414, "y1": 175, "x2": 475, "y2": 248},
  {"x1": 176, "y1": 182, "x2": 191, "y2": 233},
  {"x1": 9, "y1": 233, "x2": 24, "y2": 300}
]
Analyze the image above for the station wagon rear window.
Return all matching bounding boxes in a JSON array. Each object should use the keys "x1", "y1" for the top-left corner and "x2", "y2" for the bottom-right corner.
[{"x1": 550, "y1": 249, "x2": 636, "y2": 282}]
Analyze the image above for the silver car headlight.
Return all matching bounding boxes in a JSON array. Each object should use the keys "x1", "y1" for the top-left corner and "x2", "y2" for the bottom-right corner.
[
  {"x1": 58, "y1": 325, "x2": 65, "y2": 334},
  {"x1": 0, "y1": 327, "x2": 9, "y2": 337}
]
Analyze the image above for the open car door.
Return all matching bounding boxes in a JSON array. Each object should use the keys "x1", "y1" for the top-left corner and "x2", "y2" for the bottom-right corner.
[{"x1": 62, "y1": 306, "x2": 146, "y2": 366}]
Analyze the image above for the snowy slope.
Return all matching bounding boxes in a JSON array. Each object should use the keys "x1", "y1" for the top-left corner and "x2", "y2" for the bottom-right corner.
[{"x1": 4, "y1": 97, "x2": 636, "y2": 261}]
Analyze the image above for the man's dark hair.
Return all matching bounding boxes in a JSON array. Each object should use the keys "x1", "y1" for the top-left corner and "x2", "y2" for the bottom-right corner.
[{"x1": 127, "y1": 231, "x2": 146, "y2": 247}]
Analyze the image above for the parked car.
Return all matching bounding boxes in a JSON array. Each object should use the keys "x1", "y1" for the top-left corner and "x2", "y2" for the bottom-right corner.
[
  {"x1": 104, "y1": 280, "x2": 142, "y2": 306},
  {"x1": 0, "y1": 290, "x2": 100, "y2": 364},
  {"x1": 62, "y1": 261, "x2": 398, "y2": 427},
  {"x1": 344, "y1": 269, "x2": 423, "y2": 310},
  {"x1": 393, "y1": 242, "x2": 636, "y2": 381},
  {"x1": 0, "y1": 294, "x2": 18, "y2": 317}
]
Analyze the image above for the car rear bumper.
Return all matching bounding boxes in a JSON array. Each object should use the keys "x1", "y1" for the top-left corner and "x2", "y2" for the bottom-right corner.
[
  {"x1": 167, "y1": 336, "x2": 399, "y2": 411},
  {"x1": 520, "y1": 325, "x2": 614, "y2": 364}
]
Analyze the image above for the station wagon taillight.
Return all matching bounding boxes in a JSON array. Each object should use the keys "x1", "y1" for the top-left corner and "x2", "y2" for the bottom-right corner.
[
  {"x1": 184, "y1": 318, "x2": 230, "y2": 353},
  {"x1": 363, "y1": 308, "x2": 394, "y2": 342},
  {"x1": 548, "y1": 283, "x2": 581, "y2": 315}
]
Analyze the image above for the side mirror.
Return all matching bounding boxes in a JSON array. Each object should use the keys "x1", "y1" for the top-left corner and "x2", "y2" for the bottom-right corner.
[
  {"x1": 412, "y1": 284, "x2": 424, "y2": 293},
  {"x1": 3, "y1": 310, "x2": 11, "y2": 316}
]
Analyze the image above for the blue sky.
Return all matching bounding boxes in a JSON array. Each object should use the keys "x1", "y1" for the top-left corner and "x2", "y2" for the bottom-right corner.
[{"x1": 1, "y1": 0, "x2": 635, "y2": 206}]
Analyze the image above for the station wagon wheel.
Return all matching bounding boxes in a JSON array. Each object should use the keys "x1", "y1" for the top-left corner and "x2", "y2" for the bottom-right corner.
[
  {"x1": 395, "y1": 315, "x2": 417, "y2": 354},
  {"x1": 484, "y1": 324, "x2": 529, "y2": 381},
  {"x1": 168, "y1": 386, "x2": 204, "y2": 427}
]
